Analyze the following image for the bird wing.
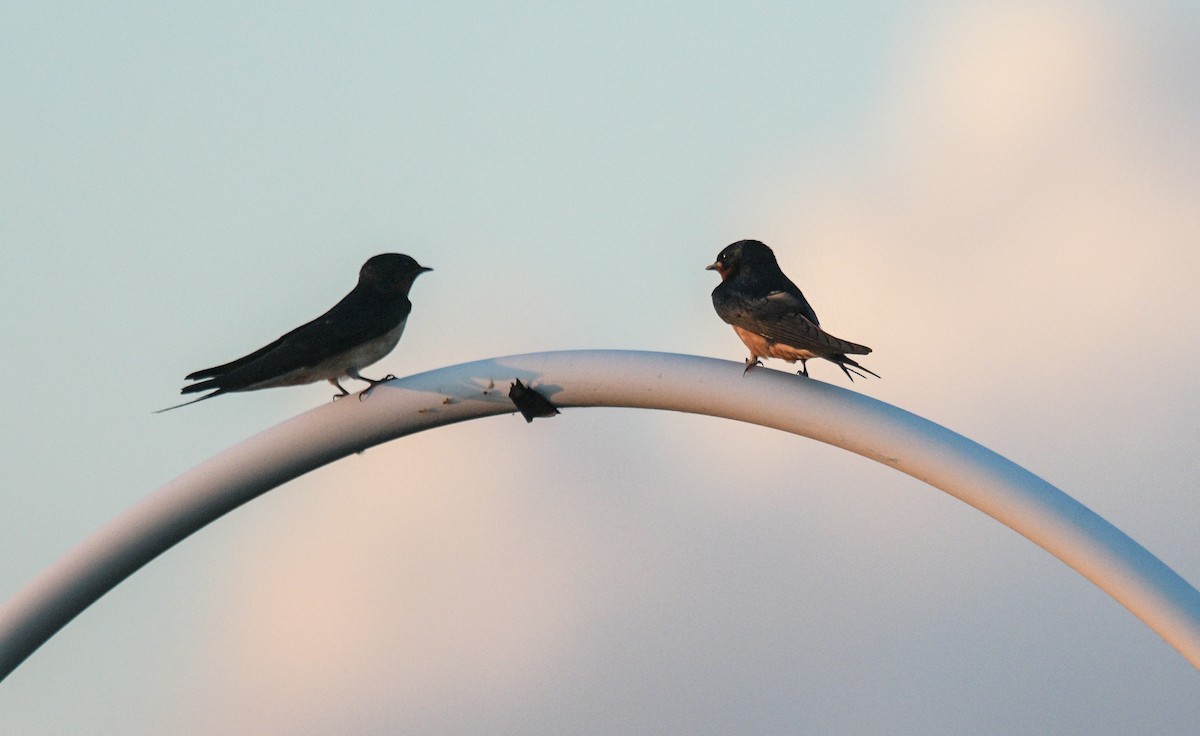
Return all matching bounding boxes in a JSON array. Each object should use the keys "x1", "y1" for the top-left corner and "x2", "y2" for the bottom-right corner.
[
  {"x1": 716, "y1": 289, "x2": 871, "y2": 356},
  {"x1": 183, "y1": 289, "x2": 409, "y2": 392}
]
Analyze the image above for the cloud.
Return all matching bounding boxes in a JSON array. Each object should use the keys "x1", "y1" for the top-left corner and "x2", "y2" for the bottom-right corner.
[
  {"x1": 193, "y1": 426, "x2": 587, "y2": 733},
  {"x1": 758, "y1": 2, "x2": 1200, "y2": 402},
  {"x1": 176, "y1": 4, "x2": 1200, "y2": 733}
]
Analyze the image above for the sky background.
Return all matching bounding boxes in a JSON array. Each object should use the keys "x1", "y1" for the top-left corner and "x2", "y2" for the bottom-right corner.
[{"x1": 3, "y1": 0, "x2": 1200, "y2": 733}]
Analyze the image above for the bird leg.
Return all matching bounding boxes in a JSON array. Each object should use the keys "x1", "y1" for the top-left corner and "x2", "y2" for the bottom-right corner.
[
  {"x1": 742, "y1": 357, "x2": 764, "y2": 376},
  {"x1": 329, "y1": 379, "x2": 351, "y2": 400},
  {"x1": 348, "y1": 368, "x2": 396, "y2": 401},
  {"x1": 797, "y1": 359, "x2": 809, "y2": 377}
]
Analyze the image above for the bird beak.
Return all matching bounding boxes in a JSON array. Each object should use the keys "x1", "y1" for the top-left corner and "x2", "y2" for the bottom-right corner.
[
  {"x1": 705, "y1": 262, "x2": 720, "y2": 272},
  {"x1": 419, "y1": 266, "x2": 433, "y2": 273}
]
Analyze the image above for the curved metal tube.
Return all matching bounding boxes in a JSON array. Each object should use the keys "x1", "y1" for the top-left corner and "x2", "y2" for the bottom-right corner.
[{"x1": 2, "y1": 350, "x2": 1198, "y2": 681}]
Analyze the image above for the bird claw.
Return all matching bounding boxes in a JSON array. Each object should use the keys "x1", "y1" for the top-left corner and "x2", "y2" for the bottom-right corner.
[
  {"x1": 359, "y1": 378, "x2": 393, "y2": 402},
  {"x1": 351, "y1": 373, "x2": 396, "y2": 401},
  {"x1": 742, "y1": 358, "x2": 763, "y2": 376},
  {"x1": 330, "y1": 379, "x2": 351, "y2": 400}
]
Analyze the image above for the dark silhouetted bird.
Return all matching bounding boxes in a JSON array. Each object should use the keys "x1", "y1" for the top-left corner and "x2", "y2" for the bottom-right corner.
[
  {"x1": 158, "y1": 253, "x2": 431, "y2": 411},
  {"x1": 707, "y1": 239, "x2": 877, "y2": 381}
]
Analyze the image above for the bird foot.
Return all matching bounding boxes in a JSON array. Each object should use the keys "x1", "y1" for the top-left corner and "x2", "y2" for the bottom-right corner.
[
  {"x1": 358, "y1": 375, "x2": 396, "y2": 401},
  {"x1": 742, "y1": 358, "x2": 763, "y2": 376}
]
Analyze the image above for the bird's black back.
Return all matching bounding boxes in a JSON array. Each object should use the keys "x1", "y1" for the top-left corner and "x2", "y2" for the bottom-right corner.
[
  {"x1": 710, "y1": 239, "x2": 871, "y2": 357},
  {"x1": 182, "y1": 254, "x2": 428, "y2": 394},
  {"x1": 711, "y1": 239, "x2": 821, "y2": 327}
]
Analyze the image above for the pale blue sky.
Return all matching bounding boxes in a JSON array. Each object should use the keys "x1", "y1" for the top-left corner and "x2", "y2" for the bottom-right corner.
[{"x1": 2, "y1": 1, "x2": 1199, "y2": 733}]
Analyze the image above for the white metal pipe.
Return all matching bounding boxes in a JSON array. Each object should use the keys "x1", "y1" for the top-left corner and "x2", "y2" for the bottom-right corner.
[{"x1": 2, "y1": 350, "x2": 1198, "y2": 681}]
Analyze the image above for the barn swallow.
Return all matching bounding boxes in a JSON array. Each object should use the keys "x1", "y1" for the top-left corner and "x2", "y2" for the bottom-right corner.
[
  {"x1": 707, "y1": 239, "x2": 878, "y2": 381},
  {"x1": 157, "y1": 253, "x2": 431, "y2": 412}
]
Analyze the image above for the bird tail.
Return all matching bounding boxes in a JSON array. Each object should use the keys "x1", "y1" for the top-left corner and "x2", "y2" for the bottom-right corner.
[
  {"x1": 830, "y1": 354, "x2": 880, "y2": 382},
  {"x1": 180, "y1": 377, "x2": 221, "y2": 395},
  {"x1": 153, "y1": 389, "x2": 224, "y2": 413}
]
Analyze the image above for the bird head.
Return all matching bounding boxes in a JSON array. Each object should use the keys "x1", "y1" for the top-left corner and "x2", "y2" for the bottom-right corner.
[
  {"x1": 360, "y1": 253, "x2": 433, "y2": 293},
  {"x1": 706, "y1": 239, "x2": 776, "y2": 280}
]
